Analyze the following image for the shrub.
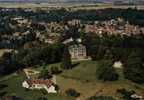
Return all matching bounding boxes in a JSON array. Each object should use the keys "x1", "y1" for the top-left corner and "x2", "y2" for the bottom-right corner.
[
  {"x1": 38, "y1": 69, "x2": 52, "y2": 79},
  {"x1": 41, "y1": 89, "x2": 47, "y2": 95},
  {"x1": 117, "y1": 88, "x2": 135, "y2": 100},
  {"x1": 54, "y1": 84, "x2": 60, "y2": 91},
  {"x1": 65, "y1": 89, "x2": 80, "y2": 97},
  {"x1": 50, "y1": 66, "x2": 62, "y2": 74}
]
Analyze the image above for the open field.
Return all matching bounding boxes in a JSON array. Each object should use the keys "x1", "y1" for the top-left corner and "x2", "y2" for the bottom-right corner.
[
  {"x1": 59, "y1": 61, "x2": 144, "y2": 99},
  {"x1": 0, "y1": 3, "x2": 111, "y2": 8},
  {"x1": 44, "y1": 61, "x2": 144, "y2": 100},
  {"x1": 0, "y1": 3, "x2": 144, "y2": 10}
]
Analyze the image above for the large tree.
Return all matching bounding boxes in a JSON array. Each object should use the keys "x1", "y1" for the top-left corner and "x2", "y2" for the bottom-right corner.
[
  {"x1": 96, "y1": 60, "x2": 119, "y2": 81},
  {"x1": 124, "y1": 50, "x2": 144, "y2": 83},
  {"x1": 0, "y1": 52, "x2": 22, "y2": 75},
  {"x1": 61, "y1": 46, "x2": 72, "y2": 69},
  {"x1": 39, "y1": 68, "x2": 52, "y2": 79}
]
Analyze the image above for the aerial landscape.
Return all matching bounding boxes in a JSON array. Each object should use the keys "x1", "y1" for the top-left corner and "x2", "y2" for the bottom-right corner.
[{"x1": 0, "y1": 0, "x2": 144, "y2": 100}]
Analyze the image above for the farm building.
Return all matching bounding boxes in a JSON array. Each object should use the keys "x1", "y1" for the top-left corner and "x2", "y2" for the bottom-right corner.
[{"x1": 22, "y1": 79, "x2": 57, "y2": 93}]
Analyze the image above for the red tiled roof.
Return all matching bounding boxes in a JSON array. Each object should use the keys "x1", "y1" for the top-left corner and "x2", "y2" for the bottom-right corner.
[{"x1": 26, "y1": 79, "x2": 53, "y2": 88}]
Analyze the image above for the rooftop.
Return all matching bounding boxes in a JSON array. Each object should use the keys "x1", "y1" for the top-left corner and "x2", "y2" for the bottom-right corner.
[{"x1": 26, "y1": 79, "x2": 53, "y2": 88}]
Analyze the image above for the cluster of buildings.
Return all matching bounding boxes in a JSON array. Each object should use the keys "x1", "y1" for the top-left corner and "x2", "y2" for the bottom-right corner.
[
  {"x1": 84, "y1": 18, "x2": 144, "y2": 36},
  {"x1": 22, "y1": 68, "x2": 57, "y2": 94},
  {"x1": 11, "y1": 17, "x2": 31, "y2": 27},
  {"x1": 1, "y1": 17, "x2": 63, "y2": 46},
  {"x1": 34, "y1": 22, "x2": 63, "y2": 44},
  {"x1": 35, "y1": 31, "x2": 60, "y2": 44},
  {"x1": 0, "y1": 30, "x2": 33, "y2": 49},
  {"x1": 4, "y1": 15, "x2": 144, "y2": 47}
]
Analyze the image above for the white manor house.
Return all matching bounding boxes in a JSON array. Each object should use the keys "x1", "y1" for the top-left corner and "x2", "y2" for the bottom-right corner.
[{"x1": 69, "y1": 44, "x2": 87, "y2": 60}]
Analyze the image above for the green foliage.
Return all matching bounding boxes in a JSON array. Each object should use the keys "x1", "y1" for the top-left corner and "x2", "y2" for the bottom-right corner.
[
  {"x1": 41, "y1": 89, "x2": 48, "y2": 95},
  {"x1": 61, "y1": 46, "x2": 72, "y2": 70},
  {"x1": 96, "y1": 60, "x2": 119, "y2": 81},
  {"x1": 13, "y1": 43, "x2": 64, "y2": 66},
  {"x1": 0, "y1": 91, "x2": 7, "y2": 97},
  {"x1": 50, "y1": 66, "x2": 62, "y2": 75},
  {"x1": 84, "y1": 33, "x2": 144, "y2": 62},
  {"x1": 96, "y1": 47, "x2": 105, "y2": 60},
  {"x1": 54, "y1": 84, "x2": 60, "y2": 91},
  {"x1": 123, "y1": 50, "x2": 144, "y2": 83},
  {"x1": 0, "y1": 43, "x2": 64, "y2": 75},
  {"x1": 103, "y1": 50, "x2": 114, "y2": 60},
  {"x1": 0, "y1": 52, "x2": 23, "y2": 75},
  {"x1": 65, "y1": 89, "x2": 80, "y2": 97},
  {"x1": 0, "y1": 84, "x2": 8, "y2": 90},
  {"x1": 38, "y1": 68, "x2": 52, "y2": 79},
  {"x1": 117, "y1": 88, "x2": 135, "y2": 100}
]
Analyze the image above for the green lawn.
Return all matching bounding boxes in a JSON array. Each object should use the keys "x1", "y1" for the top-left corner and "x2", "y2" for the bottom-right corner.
[
  {"x1": 60, "y1": 61, "x2": 98, "y2": 81},
  {"x1": 48, "y1": 60, "x2": 144, "y2": 100},
  {"x1": 36, "y1": 60, "x2": 98, "y2": 81}
]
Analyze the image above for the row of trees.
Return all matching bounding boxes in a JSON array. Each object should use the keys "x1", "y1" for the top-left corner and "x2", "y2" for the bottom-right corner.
[
  {"x1": 0, "y1": 41, "x2": 73, "y2": 76},
  {"x1": 83, "y1": 33, "x2": 144, "y2": 61},
  {"x1": 124, "y1": 50, "x2": 144, "y2": 83}
]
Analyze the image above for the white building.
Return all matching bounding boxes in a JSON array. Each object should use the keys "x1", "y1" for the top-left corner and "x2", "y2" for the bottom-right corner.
[
  {"x1": 113, "y1": 61, "x2": 123, "y2": 69},
  {"x1": 69, "y1": 44, "x2": 87, "y2": 60},
  {"x1": 22, "y1": 79, "x2": 57, "y2": 93},
  {"x1": 62, "y1": 37, "x2": 88, "y2": 60}
]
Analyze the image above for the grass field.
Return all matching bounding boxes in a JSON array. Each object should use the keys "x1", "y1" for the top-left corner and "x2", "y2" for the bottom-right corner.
[
  {"x1": 0, "y1": 3, "x2": 110, "y2": 8},
  {"x1": 46, "y1": 61, "x2": 144, "y2": 100},
  {"x1": 0, "y1": 3, "x2": 144, "y2": 10},
  {"x1": 0, "y1": 60, "x2": 144, "y2": 100}
]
